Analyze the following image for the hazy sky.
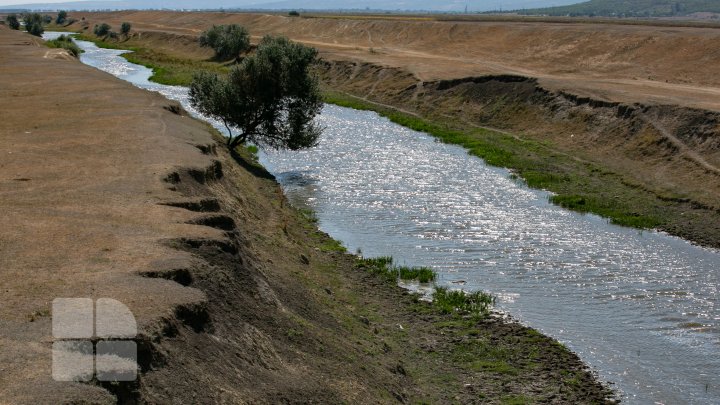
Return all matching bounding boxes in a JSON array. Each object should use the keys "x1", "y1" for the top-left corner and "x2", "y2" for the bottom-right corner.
[{"x1": 0, "y1": 0, "x2": 580, "y2": 9}]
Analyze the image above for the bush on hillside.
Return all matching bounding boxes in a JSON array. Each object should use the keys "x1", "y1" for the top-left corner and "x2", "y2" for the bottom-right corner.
[
  {"x1": 56, "y1": 10, "x2": 67, "y2": 25},
  {"x1": 5, "y1": 14, "x2": 20, "y2": 30},
  {"x1": 93, "y1": 22, "x2": 111, "y2": 36},
  {"x1": 120, "y1": 21, "x2": 131, "y2": 36},
  {"x1": 198, "y1": 24, "x2": 250, "y2": 62}
]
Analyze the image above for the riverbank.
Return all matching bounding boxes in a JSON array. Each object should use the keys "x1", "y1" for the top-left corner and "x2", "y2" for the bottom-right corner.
[
  {"x1": 0, "y1": 26, "x2": 614, "y2": 403},
  {"x1": 55, "y1": 11, "x2": 720, "y2": 249}
]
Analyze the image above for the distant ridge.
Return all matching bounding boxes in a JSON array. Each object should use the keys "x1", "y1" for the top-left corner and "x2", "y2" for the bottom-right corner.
[
  {"x1": 513, "y1": 0, "x2": 720, "y2": 17},
  {"x1": 0, "y1": 0, "x2": 580, "y2": 12}
]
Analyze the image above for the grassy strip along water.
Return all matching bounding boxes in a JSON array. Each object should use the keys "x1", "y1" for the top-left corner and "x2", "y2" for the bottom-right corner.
[
  {"x1": 44, "y1": 34, "x2": 83, "y2": 57},
  {"x1": 323, "y1": 90, "x2": 669, "y2": 230},
  {"x1": 356, "y1": 256, "x2": 495, "y2": 319},
  {"x1": 73, "y1": 33, "x2": 230, "y2": 85}
]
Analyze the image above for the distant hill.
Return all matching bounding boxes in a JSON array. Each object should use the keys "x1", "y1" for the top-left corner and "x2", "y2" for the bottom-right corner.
[
  {"x1": 514, "y1": 0, "x2": 720, "y2": 17},
  {"x1": 0, "y1": 0, "x2": 581, "y2": 12}
]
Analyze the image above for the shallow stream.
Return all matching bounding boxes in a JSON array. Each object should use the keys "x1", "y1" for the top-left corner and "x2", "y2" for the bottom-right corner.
[{"x1": 47, "y1": 32, "x2": 720, "y2": 404}]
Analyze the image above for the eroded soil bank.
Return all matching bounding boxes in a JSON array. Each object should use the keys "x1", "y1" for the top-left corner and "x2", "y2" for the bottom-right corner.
[
  {"x1": 61, "y1": 11, "x2": 720, "y2": 248},
  {"x1": 0, "y1": 26, "x2": 613, "y2": 403}
]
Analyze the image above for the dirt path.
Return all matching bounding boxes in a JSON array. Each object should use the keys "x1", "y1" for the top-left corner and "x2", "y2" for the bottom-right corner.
[
  {"x1": 0, "y1": 26, "x2": 224, "y2": 403},
  {"x1": 640, "y1": 115, "x2": 720, "y2": 176}
]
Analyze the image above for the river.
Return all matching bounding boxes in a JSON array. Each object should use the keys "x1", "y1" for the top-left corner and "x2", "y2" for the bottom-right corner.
[{"x1": 46, "y1": 32, "x2": 720, "y2": 404}]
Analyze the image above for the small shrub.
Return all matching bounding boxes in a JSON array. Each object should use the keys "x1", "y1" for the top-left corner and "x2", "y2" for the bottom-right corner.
[
  {"x1": 46, "y1": 34, "x2": 82, "y2": 57},
  {"x1": 433, "y1": 287, "x2": 495, "y2": 319},
  {"x1": 288, "y1": 10, "x2": 300, "y2": 16},
  {"x1": 56, "y1": 10, "x2": 67, "y2": 25},
  {"x1": 120, "y1": 22, "x2": 131, "y2": 36},
  {"x1": 93, "y1": 22, "x2": 111, "y2": 37},
  {"x1": 42, "y1": 14, "x2": 52, "y2": 24}
]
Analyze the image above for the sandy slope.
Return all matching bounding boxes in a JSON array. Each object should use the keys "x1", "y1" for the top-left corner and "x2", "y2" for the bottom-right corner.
[
  {"x1": 0, "y1": 25, "x2": 221, "y2": 403},
  {"x1": 73, "y1": 11, "x2": 720, "y2": 112}
]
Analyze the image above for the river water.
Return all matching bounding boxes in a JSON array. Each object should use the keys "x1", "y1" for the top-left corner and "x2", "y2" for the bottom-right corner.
[{"x1": 47, "y1": 32, "x2": 720, "y2": 404}]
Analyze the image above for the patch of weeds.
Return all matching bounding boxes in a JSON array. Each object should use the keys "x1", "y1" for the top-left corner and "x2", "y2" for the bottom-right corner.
[
  {"x1": 246, "y1": 144, "x2": 259, "y2": 155},
  {"x1": 356, "y1": 256, "x2": 437, "y2": 283},
  {"x1": 356, "y1": 256, "x2": 399, "y2": 282},
  {"x1": 563, "y1": 370, "x2": 583, "y2": 387},
  {"x1": 45, "y1": 34, "x2": 82, "y2": 57},
  {"x1": 452, "y1": 340, "x2": 519, "y2": 376},
  {"x1": 286, "y1": 328, "x2": 303, "y2": 340},
  {"x1": 468, "y1": 360, "x2": 518, "y2": 375},
  {"x1": 319, "y1": 238, "x2": 346, "y2": 252},
  {"x1": 432, "y1": 287, "x2": 495, "y2": 319},
  {"x1": 396, "y1": 265, "x2": 436, "y2": 283},
  {"x1": 298, "y1": 208, "x2": 318, "y2": 224}
]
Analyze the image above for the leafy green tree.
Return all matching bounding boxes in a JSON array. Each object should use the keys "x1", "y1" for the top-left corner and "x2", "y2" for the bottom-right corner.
[
  {"x1": 93, "y1": 23, "x2": 111, "y2": 36},
  {"x1": 42, "y1": 14, "x2": 52, "y2": 24},
  {"x1": 288, "y1": 10, "x2": 300, "y2": 16},
  {"x1": 199, "y1": 24, "x2": 250, "y2": 62},
  {"x1": 5, "y1": 14, "x2": 20, "y2": 30},
  {"x1": 120, "y1": 22, "x2": 131, "y2": 36},
  {"x1": 24, "y1": 13, "x2": 44, "y2": 37},
  {"x1": 189, "y1": 35, "x2": 323, "y2": 151},
  {"x1": 56, "y1": 10, "x2": 67, "y2": 24}
]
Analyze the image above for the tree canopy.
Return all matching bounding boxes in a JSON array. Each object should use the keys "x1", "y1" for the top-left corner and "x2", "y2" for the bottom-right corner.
[
  {"x1": 199, "y1": 24, "x2": 250, "y2": 62},
  {"x1": 5, "y1": 14, "x2": 19, "y2": 30},
  {"x1": 24, "y1": 13, "x2": 44, "y2": 37},
  {"x1": 56, "y1": 10, "x2": 67, "y2": 25},
  {"x1": 189, "y1": 35, "x2": 323, "y2": 151},
  {"x1": 120, "y1": 22, "x2": 131, "y2": 36},
  {"x1": 93, "y1": 23, "x2": 111, "y2": 37}
]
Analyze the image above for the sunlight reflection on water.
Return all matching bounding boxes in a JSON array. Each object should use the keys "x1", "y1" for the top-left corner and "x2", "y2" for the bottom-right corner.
[{"x1": 52, "y1": 32, "x2": 720, "y2": 404}]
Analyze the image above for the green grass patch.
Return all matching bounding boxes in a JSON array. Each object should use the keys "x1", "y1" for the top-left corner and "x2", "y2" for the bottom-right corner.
[
  {"x1": 297, "y1": 208, "x2": 318, "y2": 224},
  {"x1": 501, "y1": 395, "x2": 533, "y2": 405},
  {"x1": 319, "y1": 238, "x2": 346, "y2": 252},
  {"x1": 356, "y1": 256, "x2": 399, "y2": 282},
  {"x1": 45, "y1": 34, "x2": 82, "y2": 57},
  {"x1": 396, "y1": 265, "x2": 436, "y2": 283},
  {"x1": 246, "y1": 144, "x2": 259, "y2": 155},
  {"x1": 452, "y1": 340, "x2": 518, "y2": 375},
  {"x1": 432, "y1": 286, "x2": 495, "y2": 319},
  {"x1": 356, "y1": 256, "x2": 437, "y2": 283}
]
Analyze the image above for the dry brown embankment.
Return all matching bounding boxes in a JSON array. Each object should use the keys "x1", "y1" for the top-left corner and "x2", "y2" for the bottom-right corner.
[
  {"x1": 0, "y1": 26, "x2": 613, "y2": 404},
  {"x1": 73, "y1": 10, "x2": 720, "y2": 111}
]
